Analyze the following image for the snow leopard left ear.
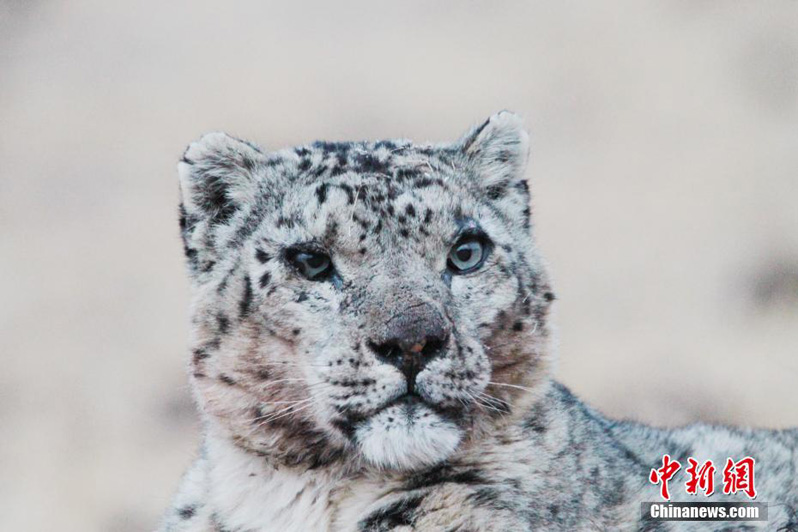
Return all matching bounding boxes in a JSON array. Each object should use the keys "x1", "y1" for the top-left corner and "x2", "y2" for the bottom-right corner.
[{"x1": 458, "y1": 111, "x2": 531, "y2": 205}]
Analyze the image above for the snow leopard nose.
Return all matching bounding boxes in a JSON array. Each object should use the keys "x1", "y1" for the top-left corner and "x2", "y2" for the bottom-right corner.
[{"x1": 368, "y1": 324, "x2": 449, "y2": 394}]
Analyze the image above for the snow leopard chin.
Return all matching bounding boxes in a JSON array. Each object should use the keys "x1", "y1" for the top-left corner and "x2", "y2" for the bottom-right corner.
[{"x1": 354, "y1": 401, "x2": 462, "y2": 470}]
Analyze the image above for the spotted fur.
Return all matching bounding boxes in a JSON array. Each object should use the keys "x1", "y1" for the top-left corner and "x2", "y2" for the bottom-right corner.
[{"x1": 161, "y1": 113, "x2": 797, "y2": 531}]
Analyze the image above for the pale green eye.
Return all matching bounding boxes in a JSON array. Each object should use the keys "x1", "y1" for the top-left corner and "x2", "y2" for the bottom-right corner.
[
  {"x1": 290, "y1": 250, "x2": 332, "y2": 280},
  {"x1": 447, "y1": 239, "x2": 486, "y2": 273}
]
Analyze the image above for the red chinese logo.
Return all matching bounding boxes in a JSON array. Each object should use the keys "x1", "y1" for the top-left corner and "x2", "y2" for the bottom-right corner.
[
  {"x1": 649, "y1": 454, "x2": 682, "y2": 500},
  {"x1": 649, "y1": 455, "x2": 757, "y2": 500},
  {"x1": 685, "y1": 458, "x2": 715, "y2": 496},
  {"x1": 722, "y1": 457, "x2": 757, "y2": 499}
]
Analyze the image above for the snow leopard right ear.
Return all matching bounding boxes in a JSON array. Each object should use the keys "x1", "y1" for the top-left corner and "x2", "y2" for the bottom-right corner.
[
  {"x1": 178, "y1": 133, "x2": 265, "y2": 275},
  {"x1": 177, "y1": 132, "x2": 264, "y2": 225}
]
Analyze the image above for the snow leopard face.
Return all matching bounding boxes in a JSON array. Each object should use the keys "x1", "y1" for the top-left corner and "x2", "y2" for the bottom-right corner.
[{"x1": 178, "y1": 112, "x2": 554, "y2": 471}]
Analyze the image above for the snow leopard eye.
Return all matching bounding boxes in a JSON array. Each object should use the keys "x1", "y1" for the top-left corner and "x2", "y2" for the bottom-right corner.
[
  {"x1": 287, "y1": 249, "x2": 333, "y2": 281},
  {"x1": 447, "y1": 237, "x2": 488, "y2": 274}
]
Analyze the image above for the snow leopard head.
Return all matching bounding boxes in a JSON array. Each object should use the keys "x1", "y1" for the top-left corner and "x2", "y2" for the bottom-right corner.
[{"x1": 178, "y1": 111, "x2": 554, "y2": 471}]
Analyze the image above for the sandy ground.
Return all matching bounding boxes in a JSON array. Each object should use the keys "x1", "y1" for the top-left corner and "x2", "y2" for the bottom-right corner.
[{"x1": 1, "y1": 1, "x2": 797, "y2": 530}]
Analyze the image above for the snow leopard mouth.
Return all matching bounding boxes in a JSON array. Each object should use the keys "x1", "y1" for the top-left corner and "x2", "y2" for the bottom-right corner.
[
  {"x1": 332, "y1": 391, "x2": 463, "y2": 439},
  {"x1": 382, "y1": 389, "x2": 467, "y2": 420},
  {"x1": 383, "y1": 392, "x2": 428, "y2": 414}
]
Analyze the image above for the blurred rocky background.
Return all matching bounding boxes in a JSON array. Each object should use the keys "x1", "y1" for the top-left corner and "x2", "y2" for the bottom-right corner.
[{"x1": 1, "y1": 1, "x2": 796, "y2": 530}]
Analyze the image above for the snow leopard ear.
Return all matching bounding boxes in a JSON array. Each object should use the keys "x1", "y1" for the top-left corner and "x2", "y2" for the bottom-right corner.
[
  {"x1": 458, "y1": 111, "x2": 532, "y2": 223},
  {"x1": 459, "y1": 111, "x2": 530, "y2": 191},
  {"x1": 177, "y1": 132, "x2": 264, "y2": 225}
]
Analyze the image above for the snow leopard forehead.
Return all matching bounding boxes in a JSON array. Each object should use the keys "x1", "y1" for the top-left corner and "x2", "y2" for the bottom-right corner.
[{"x1": 180, "y1": 119, "x2": 533, "y2": 274}]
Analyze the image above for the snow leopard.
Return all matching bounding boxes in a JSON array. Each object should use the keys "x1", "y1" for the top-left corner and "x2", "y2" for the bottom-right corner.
[{"x1": 160, "y1": 112, "x2": 797, "y2": 531}]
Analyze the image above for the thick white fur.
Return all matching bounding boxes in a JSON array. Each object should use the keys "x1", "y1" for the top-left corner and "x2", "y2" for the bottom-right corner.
[{"x1": 355, "y1": 404, "x2": 462, "y2": 470}]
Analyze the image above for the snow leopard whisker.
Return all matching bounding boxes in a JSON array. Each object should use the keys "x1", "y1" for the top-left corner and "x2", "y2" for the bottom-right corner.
[
  {"x1": 476, "y1": 390, "x2": 511, "y2": 408},
  {"x1": 257, "y1": 361, "x2": 330, "y2": 368},
  {"x1": 254, "y1": 401, "x2": 319, "y2": 426},
  {"x1": 253, "y1": 397, "x2": 316, "y2": 417},
  {"x1": 257, "y1": 378, "x2": 317, "y2": 387},
  {"x1": 473, "y1": 398, "x2": 509, "y2": 417},
  {"x1": 348, "y1": 184, "x2": 363, "y2": 237},
  {"x1": 475, "y1": 393, "x2": 510, "y2": 414},
  {"x1": 244, "y1": 400, "x2": 326, "y2": 438},
  {"x1": 462, "y1": 390, "x2": 507, "y2": 417},
  {"x1": 487, "y1": 381, "x2": 538, "y2": 393}
]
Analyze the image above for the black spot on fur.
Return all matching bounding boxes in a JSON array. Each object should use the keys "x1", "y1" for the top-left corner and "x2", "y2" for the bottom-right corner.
[
  {"x1": 331, "y1": 416, "x2": 360, "y2": 440},
  {"x1": 486, "y1": 184, "x2": 506, "y2": 200},
  {"x1": 524, "y1": 412, "x2": 547, "y2": 434},
  {"x1": 178, "y1": 204, "x2": 189, "y2": 231},
  {"x1": 404, "y1": 465, "x2": 484, "y2": 490},
  {"x1": 292, "y1": 328, "x2": 301, "y2": 336},
  {"x1": 194, "y1": 174, "x2": 241, "y2": 225},
  {"x1": 496, "y1": 149, "x2": 513, "y2": 163},
  {"x1": 374, "y1": 140, "x2": 397, "y2": 150},
  {"x1": 315, "y1": 183, "x2": 329, "y2": 204},
  {"x1": 276, "y1": 215, "x2": 296, "y2": 229},
  {"x1": 359, "y1": 494, "x2": 424, "y2": 531},
  {"x1": 239, "y1": 275, "x2": 253, "y2": 318},
  {"x1": 338, "y1": 183, "x2": 355, "y2": 204},
  {"x1": 514, "y1": 179, "x2": 530, "y2": 195},
  {"x1": 192, "y1": 348, "x2": 211, "y2": 365},
  {"x1": 296, "y1": 292, "x2": 308, "y2": 303},
  {"x1": 512, "y1": 321, "x2": 524, "y2": 332},
  {"x1": 201, "y1": 260, "x2": 216, "y2": 274},
  {"x1": 312, "y1": 140, "x2": 348, "y2": 153},
  {"x1": 219, "y1": 374, "x2": 236, "y2": 386},
  {"x1": 324, "y1": 219, "x2": 339, "y2": 241},
  {"x1": 211, "y1": 514, "x2": 233, "y2": 532},
  {"x1": 206, "y1": 338, "x2": 221, "y2": 350},
  {"x1": 468, "y1": 487, "x2": 503, "y2": 508},
  {"x1": 259, "y1": 272, "x2": 271, "y2": 289},
  {"x1": 178, "y1": 505, "x2": 196, "y2": 519},
  {"x1": 352, "y1": 213, "x2": 368, "y2": 229},
  {"x1": 395, "y1": 168, "x2": 419, "y2": 181},
  {"x1": 184, "y1": 246, "x2": 199, "y2": 269},
  {"x1": 399, "y1": 228, "x2": 409, "y2": 238},
  {"x1": 415, "y1": 176, "x2": 444, "y2": 189},
  {"x1": 544, "y1": 291, "x2": 555, "y2": 302},
  {"x1": 217, "y1": 313, "x2": 230, "y2": 334},
  {"x1": 354, "y1": 153, "x2": 389, "y2": 175},
  {"x1": 255, "y1": 249, "x2": 271, "y2": 263}
]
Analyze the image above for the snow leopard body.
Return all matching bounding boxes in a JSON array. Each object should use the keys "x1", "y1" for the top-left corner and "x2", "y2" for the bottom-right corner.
[{"x1": 161, "y1": 112, "x2": 798, "y2": 531}]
